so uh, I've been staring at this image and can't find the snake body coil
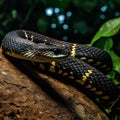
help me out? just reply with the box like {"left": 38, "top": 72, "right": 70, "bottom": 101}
{"left": 1, "top": 30, "right": 120, "bottom": 103}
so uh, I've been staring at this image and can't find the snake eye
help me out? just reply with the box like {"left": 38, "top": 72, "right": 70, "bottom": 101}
{"left": 53, "top": 49, "right": 63, "bottom": 55}
{"left": 53, "top": 48, "right": 68, "bottom": 57}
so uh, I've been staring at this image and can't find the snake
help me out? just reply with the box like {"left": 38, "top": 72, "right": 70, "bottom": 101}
{"left": 1, "top": 30, "right": 120, "bottom": 105}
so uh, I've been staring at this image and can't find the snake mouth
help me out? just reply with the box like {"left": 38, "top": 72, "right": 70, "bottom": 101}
{"left": 17, "top": 47, "right": 69, "bottom": 62}
{"left": 42, "top": 48, "right": 69, "bottom": 58}
{"left": 34, "top": 48, "right": 69, "bottom": 62}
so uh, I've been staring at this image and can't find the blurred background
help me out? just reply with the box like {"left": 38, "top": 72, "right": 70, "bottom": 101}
{"left": 0, "top": 0, "right": 120, "bottom": 43}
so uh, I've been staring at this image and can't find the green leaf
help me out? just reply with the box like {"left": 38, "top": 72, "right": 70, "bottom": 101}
{"left": 93, "top": 37, "right": 113, "bottom": 50}
{"left": 102, "top": 39, "right": 120, "bottom": 74}
{"left": 103, "top": 37, "right": 113, "bottom": 51}
{"left": 93, "top": 37, "right": 120, "bottom": 74}
{"left": 91, "top": 17, "right": 120, "bottom": 45}
{"left": 11, "top": 9, "right": 17, "bottom": 19}
{"left": 105, "top": 109, "right": 112, "bottom": 114}
{"left": 110, "top": 51, "right": 120, "bottom": 73}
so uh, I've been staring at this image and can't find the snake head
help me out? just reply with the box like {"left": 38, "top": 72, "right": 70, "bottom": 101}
{"left": 35, "top": 46, "right": 69, "bottom": 62}
{"left": 23, "top": 45, "right": 69, "bottom": 62}
{"left": 43, "top": 48, "right": 68, "bottom": 57}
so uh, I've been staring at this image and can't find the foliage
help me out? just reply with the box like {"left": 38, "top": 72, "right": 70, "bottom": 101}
{"left": 91, "top": 17, "right": 120, "bottom": 45}
{"left": 90, "top": 17, "right": 120, "bottom": 120}
{"left": 90, "top": 17, "right": 120, "bottom": 75}
{"left": 0, "top": 0, "right": 120, "bottom": 43}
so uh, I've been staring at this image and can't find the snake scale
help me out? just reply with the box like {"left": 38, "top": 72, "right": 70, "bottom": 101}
{"left": 1, "top": 30, "right": 120, "bottom": 105}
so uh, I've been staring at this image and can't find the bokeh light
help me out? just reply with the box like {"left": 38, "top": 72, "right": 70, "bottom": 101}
{"left": 45, "top": 7, "right": 53, "bottom": 16}
{"left": 57, "top": 14, "right": 65, "bottom": 24}
{"left": 63, "top": 24, "right": 69, "bottom": 30}
{"left": 51, "top": 23, "right": 57, "bottom": 29}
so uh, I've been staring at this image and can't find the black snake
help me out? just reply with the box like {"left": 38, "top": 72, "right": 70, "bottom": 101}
{"left": 1, "top": 30, "right": 120, "bottom": 107}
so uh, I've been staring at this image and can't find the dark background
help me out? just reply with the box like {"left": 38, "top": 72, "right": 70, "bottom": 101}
{"left": 0, "top": 0, "right": 120, "bottom": 44}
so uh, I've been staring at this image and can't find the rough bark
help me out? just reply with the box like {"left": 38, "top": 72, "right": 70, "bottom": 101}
{"left": 0, "top": 49, "right": 110, "bottom": 120}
